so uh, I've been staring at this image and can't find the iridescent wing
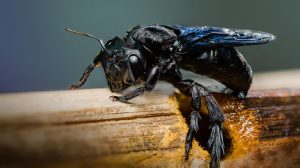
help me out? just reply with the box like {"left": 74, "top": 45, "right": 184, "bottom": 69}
{"left": 163, "top": 25, "right": 275, "bottom": 48}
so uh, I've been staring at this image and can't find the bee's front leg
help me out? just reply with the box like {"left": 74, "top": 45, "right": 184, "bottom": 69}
{"left": 110, "top": 65, "right": 160, "bottom": 102}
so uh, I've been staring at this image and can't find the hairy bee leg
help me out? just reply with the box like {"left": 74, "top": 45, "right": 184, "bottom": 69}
{"left": 174, "top": 80, "right": 203, "bottom": 159}
{"left": 68, "top": 64, "right": 95, "bottom": 90}
{"left": 205, "top": 94, "right": 225, "bottom": 168}
{"left": 110, "top": 65, "right": 160, "bottom": 102}
{"left": 175, "top": 80, "right": 225, "bottom": 168}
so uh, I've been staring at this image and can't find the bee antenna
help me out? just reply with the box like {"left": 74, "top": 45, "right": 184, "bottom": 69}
{"left": 65, "top": 28, "right": 107, "bottom": 52}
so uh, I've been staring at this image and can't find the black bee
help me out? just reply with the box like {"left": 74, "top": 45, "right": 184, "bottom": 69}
{"left": 66, "top": 25, "right": 275, "bottom": 168}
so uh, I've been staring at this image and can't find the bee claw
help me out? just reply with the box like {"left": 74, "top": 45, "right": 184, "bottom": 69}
{"left": 109, "top": 96, "right": 119, "bottom": 101}
{"left": 68, "top": 85, "right": 76, "bottom": 90}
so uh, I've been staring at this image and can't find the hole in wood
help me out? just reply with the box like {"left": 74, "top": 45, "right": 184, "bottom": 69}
{"left": 173, "top": 92, "right": 233, "bottom": 159}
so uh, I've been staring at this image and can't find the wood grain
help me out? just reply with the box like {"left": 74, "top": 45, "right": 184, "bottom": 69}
{"left": 0, "top": 70, "right": 300, "bottom": 168}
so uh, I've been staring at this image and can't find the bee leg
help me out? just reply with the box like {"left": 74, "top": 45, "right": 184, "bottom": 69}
{"left": 174, "top": 80, "right": 225, "bottom": 168}
{"left": 68, "top": 64, "right": 95, "bottom": 90}
{"left": 206, "top": 94, "right": 225, "bottom": 168}
{"left": 110, "top": 65, "right": 160, "bottom": 102}
{"left": 174, "top": 80, "right": 202, "bottom": 159}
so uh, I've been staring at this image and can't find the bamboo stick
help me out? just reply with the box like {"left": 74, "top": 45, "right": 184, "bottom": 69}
{"left": 0, "top": 71, "right": 300, "bottom": 168}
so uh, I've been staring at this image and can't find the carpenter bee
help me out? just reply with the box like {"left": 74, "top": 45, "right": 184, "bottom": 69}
{"left": 66, "top": 25, "right": 275, "bottom": 168}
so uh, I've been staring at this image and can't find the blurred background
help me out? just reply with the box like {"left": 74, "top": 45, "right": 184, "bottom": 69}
{"left": 0, "top": 0, "right": 299, "bottom": 92}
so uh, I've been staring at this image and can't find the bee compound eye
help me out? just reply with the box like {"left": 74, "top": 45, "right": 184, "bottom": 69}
{"left": 127, "top": 55, "right": 144, "bottom": 83}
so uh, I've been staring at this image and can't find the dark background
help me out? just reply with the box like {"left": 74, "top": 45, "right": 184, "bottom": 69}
{"left": 0, "top": 0, "right": 299, "bottom": 92}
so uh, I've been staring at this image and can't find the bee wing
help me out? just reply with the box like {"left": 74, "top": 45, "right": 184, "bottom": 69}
{"left": 163, "top": 25, "right": 275, "bottom": 48}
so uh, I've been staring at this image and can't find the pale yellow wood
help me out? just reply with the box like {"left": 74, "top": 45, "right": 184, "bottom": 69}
{"left": 252, "top": 69, "right": 300, "bottom": 89}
